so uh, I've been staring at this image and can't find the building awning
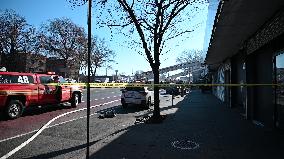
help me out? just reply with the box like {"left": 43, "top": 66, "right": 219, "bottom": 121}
{"left": 205, "top": 0, "right": 284, "bottom": 68}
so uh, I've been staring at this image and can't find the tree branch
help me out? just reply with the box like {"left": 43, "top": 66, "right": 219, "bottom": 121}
{"left": 117, "top": 0, "right": 154, "bottom": 68}
{"left": 164, "top": 29, "right": 193, "bottom": 41}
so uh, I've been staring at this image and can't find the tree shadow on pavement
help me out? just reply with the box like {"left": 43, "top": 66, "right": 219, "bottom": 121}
{"left": 88, "top": 90, "right": 284, "bottom": 159}
{"left": 23, "top": 126, "right": 131, "bottom": 159}
{"left": 88, "top": 93, "right": 195, "bottom": 159}
{"left": 0, "top": 104, "right": 73, "bottom": 121}
{"left": 23, "top": 104, "right": 73, "bottom": 116}
{"left": 96, "top": 104, "right": 146, "bottom": 115}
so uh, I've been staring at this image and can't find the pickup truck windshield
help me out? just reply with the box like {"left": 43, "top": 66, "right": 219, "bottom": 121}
{"left": 39, "top": 75, "right": 67, "bottom": 83}
{"left": 59, "top": 76, "right": 67, "bottom": 83}
{"left": 39, "top": 76, "right": 53, "bottom": 84}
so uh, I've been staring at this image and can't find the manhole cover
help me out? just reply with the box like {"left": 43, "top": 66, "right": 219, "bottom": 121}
{"left": 171, "top": 139, "right": 199, "bottom": 150}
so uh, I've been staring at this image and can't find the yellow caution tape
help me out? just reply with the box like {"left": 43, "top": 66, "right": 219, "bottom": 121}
{"left": 45, "top": 83, "right": 284, "bottom": 87}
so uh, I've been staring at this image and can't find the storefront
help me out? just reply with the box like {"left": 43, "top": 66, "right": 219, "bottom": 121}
{"left": 211, "top": 60, "right": 231, "bottom": 105}
{"left": 205, "top": 0, "right": 284, "bottom": 129}
{"left": 274, "top": 51, "right": 284, "bottom": 128}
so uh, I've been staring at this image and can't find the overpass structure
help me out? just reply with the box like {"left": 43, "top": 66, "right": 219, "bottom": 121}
{"left": 141, "top": 61, "right": 207, "bottom": 81}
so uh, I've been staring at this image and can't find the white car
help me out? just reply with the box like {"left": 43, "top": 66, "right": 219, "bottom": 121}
{"left": 121, "top": 87, "right": 154, "bottom": 109}
{"left": 65, "top": 78, "right": 77, "bottom": 83}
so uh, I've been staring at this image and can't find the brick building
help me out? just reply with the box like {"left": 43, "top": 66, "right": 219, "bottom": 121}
{"left": 46, "top": 57, "right": 80, "bottom": 80}
{"left": 0, "top": 53, "right": 46, "bottom": 73}
{"left": 0, "top": 53, "right": 80, "bottom": 81}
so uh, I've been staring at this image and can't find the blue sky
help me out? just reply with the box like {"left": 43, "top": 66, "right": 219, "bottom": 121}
{"left": 1, "top": 0, "right": 209, "bottom": 76}
{"left": 276, "top": 53, "right": 284, "bottom": 68}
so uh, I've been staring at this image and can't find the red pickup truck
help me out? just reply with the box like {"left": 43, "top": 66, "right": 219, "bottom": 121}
{"left": 0, "top": 72, "right": 83, "bottom": 119}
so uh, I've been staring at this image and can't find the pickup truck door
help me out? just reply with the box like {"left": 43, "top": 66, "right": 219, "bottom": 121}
{"left": 58, "top": 77, "right": 72, "bottom": 102}
{"left": 60, "top": 85, "right": 72, "bottom": 101}
{"left": 37, "top": 75, "right": 57, "bottom": 104}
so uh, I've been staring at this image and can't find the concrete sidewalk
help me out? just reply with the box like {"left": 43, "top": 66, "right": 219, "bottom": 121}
{"left": 89, "top": 90, "right": 284, "bottom": 159}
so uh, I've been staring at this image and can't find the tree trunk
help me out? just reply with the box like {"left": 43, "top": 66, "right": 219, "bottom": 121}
{"left": 152, "top": 67, "right": 160, "bottom": 118}
{"left": 10, "top": 41, "right": 15, "bottom": 54}
{"left": 92, "top": 67, "right": 97, "bottom": 82}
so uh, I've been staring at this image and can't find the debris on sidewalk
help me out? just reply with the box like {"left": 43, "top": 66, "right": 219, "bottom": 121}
{"left": 98, "top": 110, "right": 116, "bottom": 119}
{"left": 146, "top": 115, "right": 167, "bottom": 124}
{"left": 171, "top": 139, "right": 199, "bottom": 150}
{"left": 135, "top": 115, "right": 150, "bottom": 124}
{"left": 135, "top": 114, "right": 167, "bottom": 124}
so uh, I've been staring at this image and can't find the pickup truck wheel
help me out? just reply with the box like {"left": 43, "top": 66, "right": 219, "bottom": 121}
{"left": 71, "top": 93, "right": 79, "bottom": 108}
{"left": 6, "top": 100, "right": 23, "bottom": 119}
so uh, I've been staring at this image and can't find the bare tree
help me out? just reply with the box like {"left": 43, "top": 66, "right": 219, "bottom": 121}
{"left": 40, "top": 17, "right": 87, "bottom": 77}
{"left": 0, "top": 9, "right": 40, "bottom": 71}
{"left": 81, "top": 36, "right": 116, "bottom": 80}
{"left": 176, "top": 49, "right": 204, "bottom": 64}
{"left": 0, "top": 9, "right": 38, "bottom": 55}
{"left": 98, "top": 0, "right": 207, "bottom": 120}
{"left": 69, "top": 0, "right": 207, "bottom": 120}
{"left": 176, "top": 49, "right": 204, "bottom": 80}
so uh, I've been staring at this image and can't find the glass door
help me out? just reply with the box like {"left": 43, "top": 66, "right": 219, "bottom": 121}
{"left": 275, "top": 53, "right": 284, "bottom": 129}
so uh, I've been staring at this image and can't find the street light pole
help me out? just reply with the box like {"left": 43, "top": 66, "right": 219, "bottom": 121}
{"left": 115, "top": 70, "right": 118, "bottom": 81}
{"left": 86, "top": 0, "right": 92, "bottom": 158}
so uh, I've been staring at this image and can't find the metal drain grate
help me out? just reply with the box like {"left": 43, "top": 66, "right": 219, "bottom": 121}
{"left": 171, "top": 139, "right": 199, "bottom": 150}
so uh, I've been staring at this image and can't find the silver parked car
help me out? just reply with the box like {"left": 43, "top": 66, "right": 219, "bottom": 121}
{"left": 120, "top": 87, "right": 154, "bottom": 109}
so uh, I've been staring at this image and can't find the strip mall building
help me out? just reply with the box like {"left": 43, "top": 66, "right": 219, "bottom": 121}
{"left": 205, "top": 0, "right": 284, "bottom": 129}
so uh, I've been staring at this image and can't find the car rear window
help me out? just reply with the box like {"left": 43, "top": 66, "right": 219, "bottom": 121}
{"left": 0, "top": 74, "right": 34, "bottom": 84}
{"left": 125, "top": 87, "right": 145, "bottom": 91}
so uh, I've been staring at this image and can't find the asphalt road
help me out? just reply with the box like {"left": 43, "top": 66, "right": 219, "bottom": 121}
{"left": 0, "top": 88, "right": 173, "bottom": 158}
{"left": 0, "top": 88, "right": 122, "bottom": 141}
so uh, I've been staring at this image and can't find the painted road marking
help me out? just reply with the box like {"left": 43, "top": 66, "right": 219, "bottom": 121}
{"left": 0, "top": 98, "right": 121, "bottom": 144}
{"left": 0, "top": 113, "right": 99, "bottom": 143}
{"left": 0, "top": 99, "right": 120, "bottom": 159}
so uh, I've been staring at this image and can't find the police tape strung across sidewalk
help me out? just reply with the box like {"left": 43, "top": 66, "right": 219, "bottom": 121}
{"left": 47, "top": 83, "right": 284, "bottom": 87}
